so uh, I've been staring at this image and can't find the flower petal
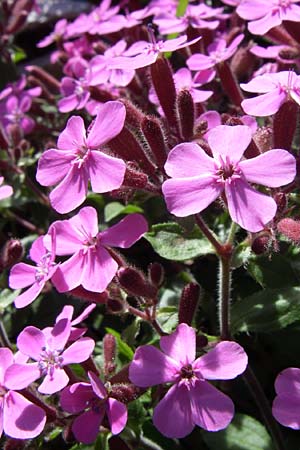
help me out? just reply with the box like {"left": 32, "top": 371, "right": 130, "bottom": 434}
{"left": 88, "top": 371, "right": 107, "bottom": 399}
{"left": 162, "top": 176, "right": 223, "bottom": 217}
{"left": 62, "top": 337, "right": 95, "bottom": 365}
{"left": 38, "top": 368, "right": 69, "bottom": 394}
{"left": 239, "top": 149, "right": 296, "bottom": 187}
{"left": 241, "top": 89, "right": 286, "bottom": 116}
{"left": 107, "top": 398, "right": 127, "bottom": 434}
{"left": 153, "top": 383, "right": 194, "bottom": 438}
{"left": 272, "top": 393, "right": 300, "bottom": 429}
{"left": 194, "top": 341, "right": 248, "bottom": 380}
{"left": 60, "top": 382, "right": 94, "bottom": 413}
{"left": 9, "top": 263, "right": 36, "bottom": 289}
{"left": 225, "top": 178, "right": 277, "bottom": 232}
{"left": 14, "top": 283, "right": 44, "bottom": 309}
{"left": 3, "top": 391, "right": 46, "bottom": 439}
{"left": 274, "top": 368, "right": 300, "bottom": 395}
{"left": 4, "top": 363, "right": 40, "bottom": 390}
{"left": 87, "top": 101, "right": 126, "bottom": 148}
{"left": 164, "top": 143, "right": 216, "bottom": 178}
{"left": 207, "top": 125, "right": 252, "bottom": 162}
{"left": 129, "top": 345, "right": 179, "bottom": 387}
{"left": 89, "top": 150, "right": 126, "bottom": 193}
{"left": 51, "top": 253, "right": 85, "bottom": 292}
{"left": 17, "top": 327, "right": 45, "bottom": 360}
{"left": 57, "top": 116, "right": 86, "bottom": 150}
{"left": 82, "top": 247, "right": 118, "bottom": 292}
{"left": 0, "top": 348, "right": 14, "bottom": 384}
{"left": 36, "top": 149, "right": 74, "bottom": 187}
{"left": 189, "top": 380, "right": 234, "bottom": 431}
{"left": 72, "top": 409, "right": 104, "bottom": 444}
{"left": 160, "top": 323, "right": 196, "bottom": 366}
{"left": 100, "top": 213, "right": 148, "bottom": 248}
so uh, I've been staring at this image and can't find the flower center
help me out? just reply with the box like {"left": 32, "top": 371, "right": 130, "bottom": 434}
{"left": 35, "top": 252, "right": 54, "bottom": 283}
{"left": 0, "top": 385, "right": 7, "bottom": 397}
{"left": 215, "top": 155, "right": 242, "bottom": 183}
{"left": 74, "top": 145, "right": 90, "bottom": 168}
{"left": 38, "top": 347, "right": 64, "bottom": 377}
{"left": 180, "top": 363, "right": 195, "bottom": 379}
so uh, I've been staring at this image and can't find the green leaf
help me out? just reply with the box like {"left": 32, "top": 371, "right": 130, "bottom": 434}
{"left": 247, "top": 254, "right": 298, "bottom": 288}
{"left": 176, "top": 0, "right": 189, "bottom": 17}
{"left": 105, "top": 327, "right": 134, "bottom": 361}
{"left": 231, "top": 287, "right": 300, "bottom": 333}
{"left": 104, "top": 201, "right": 143, "bottom": 222}
{"left": 156, "top": 306, "right": 178, "bottom": 333}
{"left": 231, "top": 242, "right": 252, "bottom": 269}
{"left": 144, "top": 222, "right": 215, "bottom": 261}
{"left": 0, "top": 288, "right": 20, "bottom": 313}
{"left": 202, "top": 414, "right": 273, "bottom": 450}
{"left": 11, "top": 46, "right": 26, "bottom": 63}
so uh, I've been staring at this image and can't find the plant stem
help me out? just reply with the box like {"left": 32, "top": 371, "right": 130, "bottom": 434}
{"left": 218, "top": 255, "right": 232, "bottom": 340}
{"left": 0, "top": 319, "right": 12, "bottom": 348}
{"left": 243, "top": 365, "right": 286, "bottom": 450}
{"left": 195, "top": 214, "right": 224, "bottom": 254}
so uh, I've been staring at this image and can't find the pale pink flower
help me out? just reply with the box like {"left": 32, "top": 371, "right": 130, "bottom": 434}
{"left": 130, "top": 323, "right": 248, "bottom": 438}
{"left": 0, "top": 347, "right": 46, "bottom": 439}
{"left": 5, "top": 312, "right": 95, "bottom": 395}
{"left": 0, "top": 177, "right": 13, "bottom": 201}
{"left": 60, "top": 371, "right": 127, "bottom": 443}
{"left": 37, "top": 18, "right": 68, "bottom": 48}
{"left": 237, "top": 0, "right": 300, "bottom": 35}
{"left": 162, "top": 125, "right": 296, "bottom": 232}
{"left": 9, "top": 232, "right": 58, "bottom": 309}
{"left": 36, "top": 101, "right": 126, "bottom": 214}
{"left": 272, "top": 368, "right": 300, "bottom": 429}
{"left": 187, "top": 34, "right": 244, "bottom": 71}
{"left": 47, "top": 207, "right": 148, "bottom": 293}
{"left": 241, "top": 71, "right": 300, "bottom": 116}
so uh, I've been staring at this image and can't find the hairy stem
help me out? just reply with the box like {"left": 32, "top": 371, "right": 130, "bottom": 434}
{"left": 218, "top": 255, "right": 232, "bottom": 340}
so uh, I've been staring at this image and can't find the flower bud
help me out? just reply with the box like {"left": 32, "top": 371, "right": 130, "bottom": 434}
{"left": 26, "top": 65, "right": 60, "bottom": 92}
{"left": 141, "top": 116, "right": 167, "bottom": 169}
{"left": 277, "top": 218, "right": 300, "bottom": 243}
{"left": 253, "top": 126, "right": 273, "bottom": 153}
{"left": 176, "top": 89, "right": 195, "bottom": 141}
{"left": 0, "top": 239, "right": 23, "bottom": 271}
{"left": 117, "top": 267, "right": 157, "bottom": 298}
{"left": 104, "top": 333, "right": 116, "bottom": 377}
{"left": 122, "top": 166, "right": 148, "bottom": 189}
{"left": 67, "top": 286, "right": 108, "bottom": 303}
{"left": 148, "top": 262, "right": 164, "bottom": 288}
{"left": 178, "top": 283, "right": 201, "bottom": 325}
{"left": 251, "top": 234, "right": 271, "bottom": 255}
{"left": 110, "top": 382, "right": 142, "bottom": 403}
{"left": 273, "top": 100, "right": 298, "bottom": 150}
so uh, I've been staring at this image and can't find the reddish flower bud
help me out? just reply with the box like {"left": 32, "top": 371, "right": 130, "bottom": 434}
{"left": 67, "top": 286, "right": 108, "bottom": 304}
{"left": 104, "top": 333, "right": 116, "bottom": 377}
{"left": 253, "top": 126, "right": 273, "bottom": 153}
{"left": 216, "top": 60, "right": 244, "bottom": 107}
{"left": 150, "top": 55, "right": 178, "bottom": 129}
{"left": 0, "top": 239, "right": 23, "bottom": 271}
{"left": 122, "top": 166, "right": 148, "bottom": 189}
{"left": 178, "top": 283, "right": 201, "bottom": 325}
{"left": 148, "top": 262, "right": 164, "bottom": 288}
{"left": 251, "top": 234, "right": 271, "bottom": 255}
{"left": 26, "top": 65, "right": 60, "bottom": 92}
{"left": 176, "top": 89, "right": 195, "bottom": 141}
{"left": 110, "top": 382, "right": 143, "bottom": 403}
{"left": 121, "top": 98, "right": 145, "bottom": 128}
{"left": 118, "top": 267, "right": 157, "bottom": 298}
{"left": 273, "top": 100, "right": 298, "bottom": 150}
{"left": 277, "top": 218, "right": 300, "bottom": 243}
{"left": 141, "top": 116, "right": 168, "bottom": 169}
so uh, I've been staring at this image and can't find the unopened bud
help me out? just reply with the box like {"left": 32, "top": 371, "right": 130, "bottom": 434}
{"left": 251, "top": 234, "right": 271, "bottom": 254}
{"left": 273, "top": 100, "right": 298, "bottom": 150}
{"left": 110, "top": 382, "right": 142, "bottom": 403}
{"left": 253, "top": 126, "right": 273, "bottom": 153}
{"left": 123, "top": 166, "right": 148, "bottom": 189}
{"left": 0, "top": 239, "right": 23, "bottom": 271}
{"left": 176, "top": 89, "right": 195, "bottom": 141}
{"left": 178, "top": 283, "right": 201, "bottom": 325}
{"left": 141, "top": 116, "right": 167, "bottom": 169}
{"left": 121, "top": 99, "right": 145, "bottom": 128}
{"left": 148, "top": 262, "right": 164, "bottom": 288}
{"left": 118, "top": 267, "right": 157, "bottom": 298}
{"left": 68, "top": 286, "right": 108, "bottom": 303}
{"left": 277, "top": 218, "right": 300, "bottom": 243}
{"left": 104, "top": 334, "right": 116, "bottom": 377}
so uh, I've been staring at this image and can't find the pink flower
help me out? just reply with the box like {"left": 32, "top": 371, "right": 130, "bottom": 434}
{"left": 60, "top": 371, "right": 127, "bottom": 443}
{"left": 236, "top": 0, "right": 300, "bottom": 35}
{"left": 272, "top": 368, "right": 300, "bottom": 429}
{"left": 110, "top": 33, "right": 201, "bottom": 70}
{"left": 129, "top": 323, "right": 248, "bottom": 438}
{"left": 0, "top": 348, "right": 46, "bottom": 439}
{"left": 241, "top": 71, "right": 300, "bottom": 116}
{"left": 187, "top": 34, "right": 244, "bottom": 71}
{"left": 36, "top": 101, "right": 126, "bottom": 213}
{"left": 37, "top": 18, "right": 68, "bottom": 48}
{"left": 0, "top": 177, "right": 13, "bottom": 201}
{"left": 5, "top": 311, "right": 95, "bottom": 395}
{"left": 9, "top": 232, "right": 58, "bottom": 308}
{"left": 48, "top": 207, "right": 148, "bottom": 293}
{"left": 162, "top": 125, "right": 296, "bottom": 232}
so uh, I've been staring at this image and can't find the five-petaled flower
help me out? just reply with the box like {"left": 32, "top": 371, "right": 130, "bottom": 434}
{"left": 272, "top": 367, "right": 300, "bottom": 429}
{"left": 129, "top": 323, "right": 248, "bottom": 438}
{"left": 162, "top": 125, "right": 296, "bottom": 232}
{"left": 60, "top": 371, "right": 127, "bottom": 443}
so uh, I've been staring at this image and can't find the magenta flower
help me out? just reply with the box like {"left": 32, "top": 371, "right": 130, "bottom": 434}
{"left": 37, "top": 18, "right": 68, "bottom": 48}
{"left": 5, "top": 313, "right": 95, "bottom": 395}
{"left": 47, "top": 207, "right": 148, "bottom": 293}
{"left": 0, "top": 348, "right": 46, "bottom": 439}
{"left": 0, "top": 95, "right": 35, "bottom": 135}
{"left": 110, "top": 34, "right": 201, "bottom": 70}
{"left": 187, "top": 34, "right": 244, "bottom": 71}
{"left": 237, "top": 0, "right": 300, "bottom": 35}
{"left": 36, "top": 101, "right": 126, "bottom": 213}
{"left": 162, "top": 125, "right": 296, "bottom": 232}
{"left": 129, "top": 323, "right": 248, "bottom": 438}
{"left": 174, "top": 68, "right": 214, "bottom": 103}
{"left": 241, "top": 71, "right": 300, "bottom": 116}
{"left": 9, "top": 232, "right": 58, "bottom": 309}
{"left": 0, "top": 177, "right": 13, "bottom": 201}
{"left": 60, "top": 371, "right": 127, "bottom": 443}
{"left": 272, "top": 368, "right": 300, "bottom": 429}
